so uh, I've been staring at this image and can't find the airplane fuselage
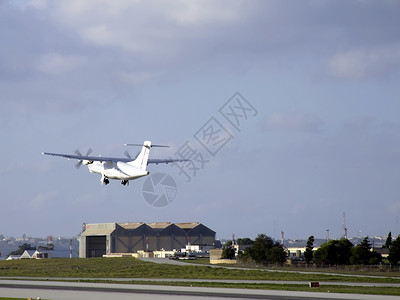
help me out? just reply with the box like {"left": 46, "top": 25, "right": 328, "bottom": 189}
{"left": 87, "top": 161, "right": 149, "bottom": 180}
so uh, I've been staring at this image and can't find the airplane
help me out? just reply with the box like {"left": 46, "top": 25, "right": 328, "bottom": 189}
{"left": 42, "top": 141, "right": 186, "bottom": 186}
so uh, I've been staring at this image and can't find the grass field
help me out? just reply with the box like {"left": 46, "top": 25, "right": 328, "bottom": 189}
{"left": 1, "top": 257, "right": 400, "bottom": 296}
{"left": 1, "top": 257, "right": 400, "bottom": 282}
{"left": 187, "top": 258, "right": 400, "bottom": 275}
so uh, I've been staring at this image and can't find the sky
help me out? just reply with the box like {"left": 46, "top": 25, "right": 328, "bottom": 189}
{"left": 1, "top": 0, "right": 400, "bottom": 241}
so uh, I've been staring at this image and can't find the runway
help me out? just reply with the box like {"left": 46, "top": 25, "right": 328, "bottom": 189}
{"left": 1, "top": 279, "right": 399, "bottom": 300}
{"left": 2, "top": 276, "right": 400, "bottom": 287}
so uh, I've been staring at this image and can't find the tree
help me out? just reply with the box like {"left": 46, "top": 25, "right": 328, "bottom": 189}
{"left": 267, "top": 244, "right": 287, "bottom": 264}
{"left": 351, "top": 237, "right": 371, "bottom": 265}
{"left": 304, "top": 235, "right": 314, "bottom": 264}
{"left": 368, "top": 251, "right": 383, "bottom": 265}
{"left": 388, "top": 236, "right": 400, "bottom": 265}
{"left": 237, "top": 238, "right": 254, "bottom": 245}
{"left": 314, "top": 239, "right": 353, "bottom": 265}
{"left": 221, "top": 240, "right": 235, "bottom": 259}
{"left": 351, "top": 236, "right": 381, "bottom": 265}
{"left": 243, "top": 234, "right": 286, "bottom": 265}
{"left": 38, "top": 243, "right": 54, "bottom": 251}
{"left": 384, "top": 232, "right": 392, "bottom": 249}
{"left": 8, "top": 243, "right": 36, "bottom": 256}
{"left": 246, "top": 234, "right": 274, "bottom": 264}
{"left": 336, "top": 239, "right": 353, "bottom": 265}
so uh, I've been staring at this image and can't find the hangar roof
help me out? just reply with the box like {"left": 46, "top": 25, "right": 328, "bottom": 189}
{"left": 147, "top": 222, "right": 172, "bottom": 229}
{"left": 175, "top": 222, "right": 201, "bottom": 230}
{"left": 81, "top": 222, "right": 214, "bottom": 236}
{"left": 118, "top": 222, "right": 144, "bottom": 230}
{"left": 81, "top": 223, "right": 116, "bottom": 236}
{"left": 81, "top": 227, "right": 115, "bottom": 236}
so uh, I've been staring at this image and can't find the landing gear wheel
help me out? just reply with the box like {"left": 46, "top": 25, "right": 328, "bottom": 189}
{"left": 104, "top": 178, "right": 109, "bottom": 185}
{"left": 121, "top": 180, "right": 129, "bottom": 186}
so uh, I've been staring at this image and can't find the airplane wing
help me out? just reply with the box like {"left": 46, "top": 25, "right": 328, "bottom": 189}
{"left": 42, "top": 152, "right": 188, "bottom": 164}
{"left": 148, "top": 158, "right": 188, "bottom": 164}
{"left": 42, "top": 152, "right": 131, "bottom": 162}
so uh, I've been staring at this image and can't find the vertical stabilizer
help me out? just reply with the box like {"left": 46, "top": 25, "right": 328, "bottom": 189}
{"left": 129, "top": 141, "right": 151, "bottom": 170}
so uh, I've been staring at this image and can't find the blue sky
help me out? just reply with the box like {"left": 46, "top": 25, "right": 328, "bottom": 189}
{"left": 1, "top": 0, "right": 399, "bottom": 241}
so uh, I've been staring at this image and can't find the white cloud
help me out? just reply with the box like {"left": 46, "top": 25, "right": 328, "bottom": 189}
{"left": 52, "top": 0, "right": 141, "bottom": 19}
{"left": 388, "top": 200, "right": 400, "bottom": 216}
{"left": 117, "top": 70, "right": 161, "bottom": 84}
{"left": 31, "top": 191, "right": 59, "bottom": 210}
{"left": 327, "top": 45, "right": 400, "bottom": 79}
{"left": 81, "top": 25, "right": 112, "bottom": 47}
{"left": 166, "top": 0, "right": 244, "bottom": 25}
{"left": 260, "top": 112, "right": 323, "bottom": 133}
{"left": 44, "top": 0, "right": 245, "bottom": 59}
{"left": 24, "top": 0, "right": 47, "bottom": 10}
{"left": 80, "top": 25, "right": 152, "bottom": 54}
{"left": 35, "top": 52, "right": 85, "bottom": 75}
{"left": 72, "top": 191, "right": 107, "bottom": 207}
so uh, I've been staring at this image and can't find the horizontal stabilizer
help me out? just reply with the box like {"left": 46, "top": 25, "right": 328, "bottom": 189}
{"left": 125, "top": 143, "right": 170, "bottom": 148}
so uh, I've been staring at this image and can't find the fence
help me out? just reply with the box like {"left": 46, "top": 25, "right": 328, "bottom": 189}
{"left": 237, "top": 260, "right": 400, "bottom": 273}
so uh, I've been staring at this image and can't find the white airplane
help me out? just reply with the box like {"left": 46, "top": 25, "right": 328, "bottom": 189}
{"left": 42, "top": 141, "right": 186, "bottom": 186}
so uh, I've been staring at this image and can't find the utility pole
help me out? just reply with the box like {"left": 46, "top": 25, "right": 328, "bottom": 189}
{"left": 326, "top": 229, "right": 330, "bottom": 242}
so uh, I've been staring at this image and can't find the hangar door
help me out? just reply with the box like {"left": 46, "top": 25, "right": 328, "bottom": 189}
{"left": 86, "top": 236, "right": 106, "bottom": 257}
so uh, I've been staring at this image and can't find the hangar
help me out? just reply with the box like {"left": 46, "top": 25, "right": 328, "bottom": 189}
{"left": 79, "top": 222, "right": 216, "bottom": 258}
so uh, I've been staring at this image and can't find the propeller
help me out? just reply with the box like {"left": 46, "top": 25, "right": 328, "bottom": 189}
{"left": 74, "top": 148, "right": 93, "bottom": 169}
{"left": 124, "top": 150, "right": 141, "bottom": 160}
{"left": 123, "top": 150, "right": 131, "bottom": 159}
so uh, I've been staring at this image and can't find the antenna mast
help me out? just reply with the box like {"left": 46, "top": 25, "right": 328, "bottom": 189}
{"left": 342, "top": 211, "right": 348, "bottom": 239}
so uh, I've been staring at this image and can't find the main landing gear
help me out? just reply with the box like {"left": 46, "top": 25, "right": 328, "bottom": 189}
{"left": 121, "top": 180, "right": 129, "bottom": 186}
{"left": 101, "top": 174, "right": 110, "bottom": 185}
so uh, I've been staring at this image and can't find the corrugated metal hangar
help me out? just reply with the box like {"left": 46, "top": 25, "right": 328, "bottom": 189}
{"left": 79, "top": 222, "right": 216, "bottom": 258}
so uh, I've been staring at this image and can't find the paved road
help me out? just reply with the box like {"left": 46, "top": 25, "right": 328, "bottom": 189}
{"left": 1, "top": 279, "right": 399, "bottom": 300}
{"left": 1, "top": 276, "right": 400, "bottom": 287}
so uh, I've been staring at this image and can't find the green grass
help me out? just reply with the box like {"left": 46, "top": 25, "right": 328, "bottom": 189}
{"left": 187, "top": 258, "right": 400, "bottom": 277}
{"left": 1, "top": 258, "right": 400, "bottom": 296}
{"left": 1, "top": 257, "right": 399, "bottom": 283}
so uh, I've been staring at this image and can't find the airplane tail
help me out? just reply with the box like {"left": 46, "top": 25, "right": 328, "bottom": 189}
{"left": 128, "top": 141, "right": 151, "bottom": 170}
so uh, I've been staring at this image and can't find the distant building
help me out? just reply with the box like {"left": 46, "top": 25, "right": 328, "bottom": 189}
{"left": 287, "top": 247, "right": 307, "bottom": 259}
{"left": 79, "top": 222, "right": 217, "bottom": 258}
{"left": 209, "top": 248, "right": 237, "bottom": 264}
{"left": 20, "top": 250, "right": 50, "bottom": 259}
{"left": 6, "top": 255, "right": 21, "bottom": 260}
{"left": 375, "top": 248, "right": 389, "bottom": 258}
{"left": 21, "top": 250, "right": 37, "bottom": 259}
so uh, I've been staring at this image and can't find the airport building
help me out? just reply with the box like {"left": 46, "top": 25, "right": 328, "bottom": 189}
{"left": 79, "top": 222, "right": 216, "bottom": 258}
